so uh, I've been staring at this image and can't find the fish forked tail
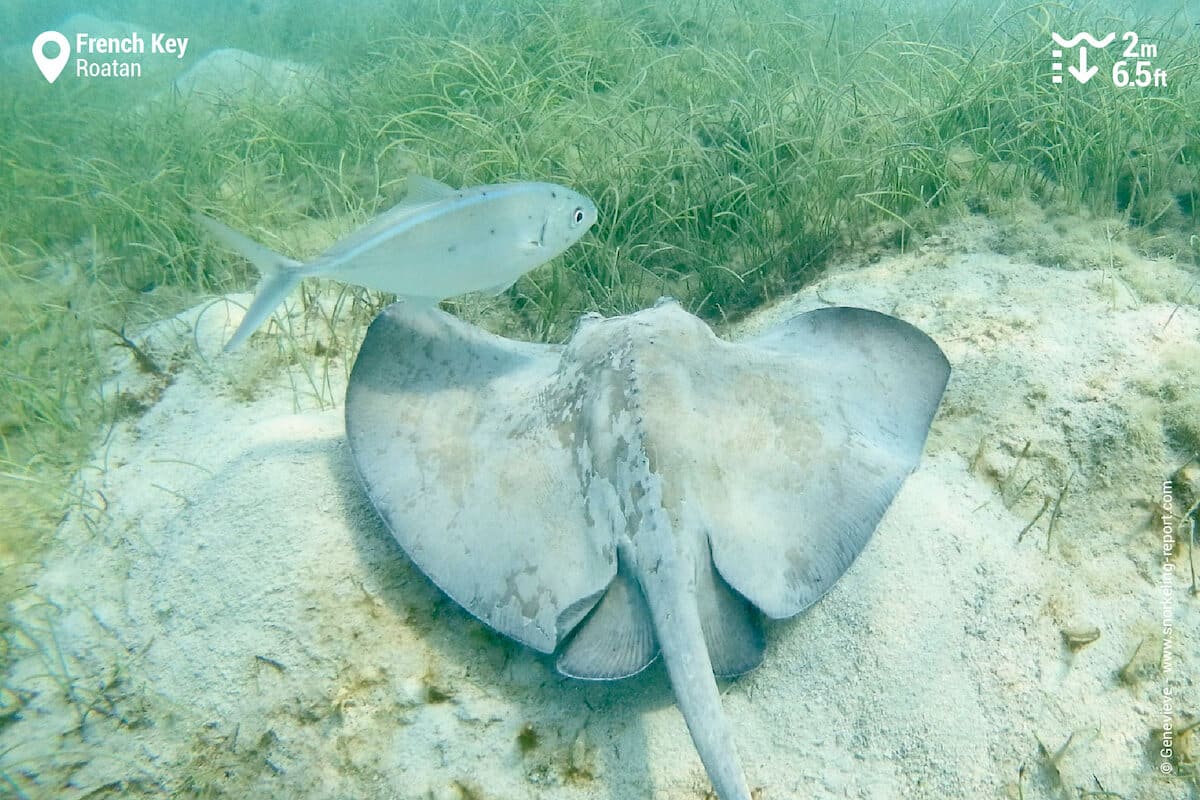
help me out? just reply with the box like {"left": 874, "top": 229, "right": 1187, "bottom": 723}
{"left": 192, "top": 213, "right": 305, "bottom": 351}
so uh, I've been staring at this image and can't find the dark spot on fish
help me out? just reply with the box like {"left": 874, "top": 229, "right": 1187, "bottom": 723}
{"left": 448, "top": 244, "right": 457, "bottom": 253}
{"left": 551, "top": 191, "right": 557, "bottom": 198}
{"left": 490, "top": 228, "right": 496, "bottom": 235}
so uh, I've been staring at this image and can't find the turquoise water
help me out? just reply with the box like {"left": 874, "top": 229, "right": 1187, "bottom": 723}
{"left": 1, "top": 1, "right": 1198, "bottom": 798}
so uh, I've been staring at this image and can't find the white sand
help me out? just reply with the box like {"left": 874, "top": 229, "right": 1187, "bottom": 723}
{"left": 4, "top": 217, "right": 1197, "bottom": 799}
{"left": 173, "top": 48, "right": 322, "bottom": 108}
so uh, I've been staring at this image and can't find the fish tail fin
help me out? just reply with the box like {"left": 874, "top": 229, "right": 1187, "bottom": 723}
{"left": 192, "top": 213, "right": 305, "bottom": 351}
{"left": 224, "top": 269, "right": 304, "bottom": 351}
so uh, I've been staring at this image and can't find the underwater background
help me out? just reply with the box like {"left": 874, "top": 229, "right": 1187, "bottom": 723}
{"left": 1, "top": 1, "right": 1199, "bottom": 798}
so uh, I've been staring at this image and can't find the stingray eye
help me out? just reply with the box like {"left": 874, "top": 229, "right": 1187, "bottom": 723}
{"left": 571, "top": 207, "right": 585, "bottom": 226}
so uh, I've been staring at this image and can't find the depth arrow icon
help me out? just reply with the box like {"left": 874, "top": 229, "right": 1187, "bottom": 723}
{"left": 1068, "top": 46, "right": 1099, "bottom": 83}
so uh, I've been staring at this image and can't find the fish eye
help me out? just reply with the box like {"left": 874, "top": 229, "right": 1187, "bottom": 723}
{"left": 572, "top": 207, "right": 585, "bottom": 225}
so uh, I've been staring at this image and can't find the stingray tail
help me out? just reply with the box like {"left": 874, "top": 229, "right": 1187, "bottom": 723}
{"left": 193, "top": 213, "right": 306, "bottom": 351}
{"left": 627, "top": 515, "right": 753, "bottom": 800}
{"left": 646, "top": 571, "right": 752, "bottom": 800}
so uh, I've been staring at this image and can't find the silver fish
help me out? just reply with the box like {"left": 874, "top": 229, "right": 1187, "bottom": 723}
{"left": 194, "top": 175, "right": 597, "bottom": 350}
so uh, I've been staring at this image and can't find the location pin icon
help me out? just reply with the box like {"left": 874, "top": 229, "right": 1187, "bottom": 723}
{"left": 32, "top": 31, "right": 70, "bottom": 83}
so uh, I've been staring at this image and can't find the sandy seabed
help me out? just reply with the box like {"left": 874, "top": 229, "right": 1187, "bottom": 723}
{"left": 3, "top": 216, "right": 1198, "bottom": 799}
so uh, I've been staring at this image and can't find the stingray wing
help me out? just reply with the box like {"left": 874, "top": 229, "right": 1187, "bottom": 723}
{"left": 638, "top": 305, "right": 950, "bottom": 620}
{"left": 345, "top": 305, "right": 615, "bottom": 653}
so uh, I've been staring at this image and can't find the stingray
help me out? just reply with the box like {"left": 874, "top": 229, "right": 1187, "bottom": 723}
{"left": 345, "top": 298, "right": 950, "bottom": 799}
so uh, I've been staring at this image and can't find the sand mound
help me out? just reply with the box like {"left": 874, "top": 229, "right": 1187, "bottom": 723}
{"left": 3, "top": 217, "right": 1197, "bottom": 799}
{"left": 173, "top": 48, "right": 322, "bottom": 109}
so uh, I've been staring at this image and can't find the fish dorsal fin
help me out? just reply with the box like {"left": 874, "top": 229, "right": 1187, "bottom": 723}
{"left": 484, "top": 280, "right": 516, "bottom": 296}
{"left": 318, "top": 178, "right": 460, "bottom": 264}
{"left": 405, "top": 174, "right": 458, "bottom": 204}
